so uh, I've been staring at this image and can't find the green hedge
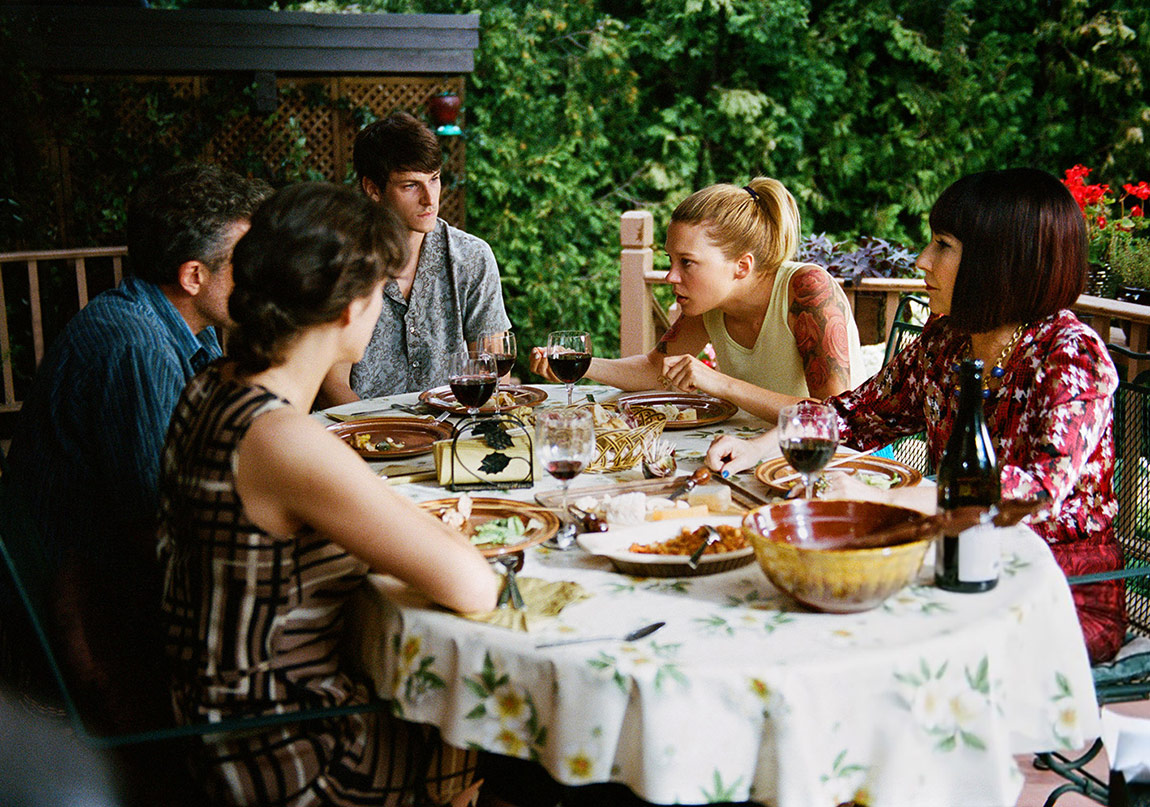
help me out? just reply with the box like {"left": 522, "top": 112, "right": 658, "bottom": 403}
{"left": 3, "top": 0, "right": 1148, "bottom": 375}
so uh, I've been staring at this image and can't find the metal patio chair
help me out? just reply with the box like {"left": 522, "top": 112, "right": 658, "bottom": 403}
{"left": 1035, "top": 343, "right": 1150, "bottom": 806}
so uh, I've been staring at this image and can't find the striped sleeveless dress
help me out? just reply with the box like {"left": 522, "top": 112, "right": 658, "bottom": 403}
{"left": 158, "top": 363, "right": 476, "bottom": 806}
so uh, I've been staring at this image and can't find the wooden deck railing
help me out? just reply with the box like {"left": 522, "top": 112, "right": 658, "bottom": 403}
{"left": 0, "top": 247, "right": 127, "bottom": 414}
{"left": 618, "top": 211, "right": 1150, "bottom": 377}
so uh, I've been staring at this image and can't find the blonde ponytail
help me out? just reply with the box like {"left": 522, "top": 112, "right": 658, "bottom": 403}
{"left": 671, "top": 176, "right": 802, "bottom": 273}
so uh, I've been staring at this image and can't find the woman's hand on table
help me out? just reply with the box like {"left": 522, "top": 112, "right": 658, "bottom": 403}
{"left": 660, "top": 353, "right": 723, "bottom": 395}
{"left": 706, "top": 430, "right": 777, "bottom": 476}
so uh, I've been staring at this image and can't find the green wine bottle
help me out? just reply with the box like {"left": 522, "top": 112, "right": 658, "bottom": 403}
{"left": 935, "top": 358, "right": 1001, "bottom": 592}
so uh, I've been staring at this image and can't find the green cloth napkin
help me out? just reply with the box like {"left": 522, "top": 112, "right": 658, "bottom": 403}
{"left": 463, "top": 577, "right": 591, "bottom": 631}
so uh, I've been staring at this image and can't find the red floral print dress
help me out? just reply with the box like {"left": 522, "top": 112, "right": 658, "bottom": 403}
{"left": 828, "top": 310, "right": 1124, "bottom": 662}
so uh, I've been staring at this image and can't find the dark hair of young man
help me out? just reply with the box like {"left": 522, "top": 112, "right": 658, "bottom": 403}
{"left": 125, "top": 163, "right": 270, "bottom": 286}
{"left": 352, "top": 111, "right": 442, "bottom": 188}
{"left": 228, "top": 182, "right": 408, "bottom": 374}
{"left": 929, "top": 167, "right": 1088, "bottom": 334}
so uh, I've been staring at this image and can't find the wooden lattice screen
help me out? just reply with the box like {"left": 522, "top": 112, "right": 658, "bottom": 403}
{"left": 51, "top": 74, "right": 467, "bottom": 234}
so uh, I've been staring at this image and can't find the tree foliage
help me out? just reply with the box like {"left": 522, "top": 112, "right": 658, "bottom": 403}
{"left": 3, "top": 0, "right": 1148, "bottom": 366}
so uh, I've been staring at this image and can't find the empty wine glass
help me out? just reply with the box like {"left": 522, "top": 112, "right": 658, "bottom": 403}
{"left": 535, "top": 408, "right": 597, "bottom": 549}
{"left": 546, "top": 330, "right": 592, "bottom": 407}
{"left": 777, "top": 402, "right": 840, "bottom": 499}
{"left": 447, "top": 350, "right": 498, "bottom": 416}
{"left": 478, "top": 331, "right": 517, "bottom": 407}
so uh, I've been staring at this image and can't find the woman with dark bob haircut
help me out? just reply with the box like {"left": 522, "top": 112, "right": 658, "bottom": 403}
{"left": 708, "top": 168, "right": 1123, "bottom": 663}
{"left": 157, "top": 182, "right": 498, "bottom": 806}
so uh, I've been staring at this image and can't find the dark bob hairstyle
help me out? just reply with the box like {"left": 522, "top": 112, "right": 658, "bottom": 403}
{"left": 929, "top": 167, "right": 1087, "bottom": 333}
{"left": 228, "top": 182, "right": 407, "bottom": 373}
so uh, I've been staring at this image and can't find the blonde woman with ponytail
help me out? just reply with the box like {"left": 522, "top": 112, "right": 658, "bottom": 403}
{"left": 530, "top": 177, "right": 865, "bottom": 421}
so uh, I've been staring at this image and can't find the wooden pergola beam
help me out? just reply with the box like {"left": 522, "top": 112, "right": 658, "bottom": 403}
{"left": 5, "top": 7, "right": 480, "bottom": 75}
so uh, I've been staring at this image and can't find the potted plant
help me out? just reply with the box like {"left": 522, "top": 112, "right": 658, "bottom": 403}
{"left": 1060, "top": 166, "right": 1150, "bottom": 299}
{"left": 796, "top": 234, "right": 920, "bottom": 343}
{"left": 1109, "top": 236, "right": 1150, "bottom": 306}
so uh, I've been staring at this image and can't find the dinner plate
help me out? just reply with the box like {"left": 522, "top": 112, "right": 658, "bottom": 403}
{"left": 419, "top": 497, "right": 560, "bottom": 558}
{"left": 328, "top": 417, "right": 453, "bottom": 459}
{"left": 615, "top": 391, "right": 738, "bottom": 430}
{"left": 419, "top": 384, "right": 549, "bottom": 416}
{"left": 577, "top": 515, "right": 754, "bottom": 577}
{"left": 755, "top": 452, "right": 923, "bottom": 494}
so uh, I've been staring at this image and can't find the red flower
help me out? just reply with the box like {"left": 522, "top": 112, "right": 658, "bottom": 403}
{"left": 1065, "top": 165, "right": 1092, "bottom": 184}
{"left": 1124, "top": 182, "right": 1150, "bottom": 201}
{"left": 1133, "top": 206, "right": 1144, "bottom": 218}
{"left": 1098, "top": 215, "right": 1108, "bottom": 229}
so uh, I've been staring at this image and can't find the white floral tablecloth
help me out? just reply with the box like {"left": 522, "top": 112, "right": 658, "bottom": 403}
{"left": 327, "top": 385, "right": 1100, "bottom": 807}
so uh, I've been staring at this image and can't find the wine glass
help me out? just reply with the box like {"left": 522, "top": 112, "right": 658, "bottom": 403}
{"left": 777, "top": 402, "right": 840, "bottom": 500}
{"left": 447, "top": 350, "right": 498, "bottom": 417}
{"left": 546, "top": 330, "right": 593, "bottom": 407}
{"left": 535, "top": 408, "right": 597, "bottom": 548}
{"left": 478, "top": 331, "right": 517, "bottom": 407}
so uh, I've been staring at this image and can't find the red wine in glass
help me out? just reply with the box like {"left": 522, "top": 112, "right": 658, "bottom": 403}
{"left": 548, "top": 352, "right": 591, "bottom": 384}
{"left": 779, "top": 437, "right": 837, "bottom": 474}
{"left": 546, "top": 330, "right": 593, "bottom": 406}
{"left": 545, "top": 459, "right": 586, "bottom": 481}
{"left": 479, "top": 332, "right": 517, "bottom": 408}
{"left": 494, "top": 355, "right": 516, "bottom": 378}
{"left": 450, "top": 376, "right": 497, "bottom": 410}
{"left": 536, "top": 408, "right": 597, "bottom": 548}
{"left": 447, "top": 351, "right": 498, "bottom": 416}
{"left": 777, "top": 402, "right": 839, "bottom": 499}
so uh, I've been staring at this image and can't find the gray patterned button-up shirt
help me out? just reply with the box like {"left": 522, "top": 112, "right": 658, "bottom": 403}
{"left": 350, "top": 218, "right": 511, "bottom": 398}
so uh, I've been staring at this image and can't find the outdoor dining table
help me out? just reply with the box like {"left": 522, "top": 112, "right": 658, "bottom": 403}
{"left": 321, "top": 383, "right": 1101, "bottom": 807}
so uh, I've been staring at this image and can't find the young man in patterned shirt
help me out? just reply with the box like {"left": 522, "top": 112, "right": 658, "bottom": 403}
{"left": 320, "top": 111, "right": 511, "bottom": 402}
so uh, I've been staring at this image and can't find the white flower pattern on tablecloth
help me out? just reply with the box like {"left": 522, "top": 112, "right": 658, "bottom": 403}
{"left": 588, "top": 641, "right": 685, "bottom": 694}
{"left": 894, "top": 656, "right": 994, "bottom": 752}
{"left": 1047, "top": 671, "right": 1084, "bottom": 750}
{"left": 390, "top": 634, "right": 447, "bottom": 717}
{"left": 462, "top": 651, "right": 548, "bottom": 761}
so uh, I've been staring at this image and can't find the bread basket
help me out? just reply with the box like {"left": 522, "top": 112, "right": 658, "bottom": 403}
{"left": 586, "top": 405, "right": 666, "bottom": 473}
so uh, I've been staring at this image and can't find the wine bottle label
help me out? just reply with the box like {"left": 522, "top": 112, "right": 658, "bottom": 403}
{"left": 955, "top": 523, "right": 1000, "bottom": 583}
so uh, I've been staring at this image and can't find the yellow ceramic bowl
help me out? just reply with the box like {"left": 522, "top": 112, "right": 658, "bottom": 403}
{"left": 742, "top": 499, "right": 930, "bottom": 613}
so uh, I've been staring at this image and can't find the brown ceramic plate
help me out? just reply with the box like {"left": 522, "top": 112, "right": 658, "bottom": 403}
{"left": 615, "top": 391, "right": 738, "bottom": 430}
{"left": 419, "top": 384, "right": 549, "bottom": 416}
{"left": 328, "top": 417, "right": 453, "bottom": 459}
{"left": 419, "top": 497, "right": 560, "bottom": 558}
{"left": 577, "top": 516, "right": 754, "bottom": 577}
{"left": 755, "top": 452, "right": 922, "bottom": 494}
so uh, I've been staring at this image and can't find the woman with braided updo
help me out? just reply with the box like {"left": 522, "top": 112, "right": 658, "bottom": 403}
{"left": 529, "top": 177, "right": 866, "bottom": 421}
{"left": 157, "top": 182, "right": 498, "bottom": 807}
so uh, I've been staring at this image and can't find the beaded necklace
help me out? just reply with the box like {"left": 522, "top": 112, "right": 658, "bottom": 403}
{"left": 950, "top": 323, "right": 1027, "bottom": 398}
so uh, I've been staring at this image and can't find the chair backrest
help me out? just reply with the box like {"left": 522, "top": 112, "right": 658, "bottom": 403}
{"left": 883, "top": 294, "right": 929, "bottom": 367}
{"left": 881, "top": 295, "right": 933, "bottom": 475}
{"left": 1107, "top": 344, "right": 1150, "bottom": 638}
{"left": 0, "top": 248, "right": 126, "bottom": 416}
{"left": 0, "top": 473, "right": 384, "bottom": 750}
{"left": 0, "top": 475, "right": 89, "bottom": 727}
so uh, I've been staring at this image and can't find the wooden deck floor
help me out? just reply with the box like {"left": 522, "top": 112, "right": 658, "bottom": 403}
{"left": 1017, "top": 699, "right": 1150, "bottom": 807}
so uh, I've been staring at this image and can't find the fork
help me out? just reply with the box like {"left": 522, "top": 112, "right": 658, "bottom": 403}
{"left": 686, "top": 524, "right": 722, "bottom": 569}
{"left": 495, "top": 554, "right": 525, "bottom": 610}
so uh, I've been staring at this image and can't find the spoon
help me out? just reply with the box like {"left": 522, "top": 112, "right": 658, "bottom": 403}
{"left": 827, "top": 495, "right": 1050, "bottom": 551}
{"left": 535, "top": 621, "right": 666, "bottom": 649}
{"left": 543, "top": 522, "right": 578, "bottom": 551}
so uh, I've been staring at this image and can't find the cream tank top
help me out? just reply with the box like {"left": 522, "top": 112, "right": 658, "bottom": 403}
{"left": 701, "top": 261, "right": 867, "bottom": 397}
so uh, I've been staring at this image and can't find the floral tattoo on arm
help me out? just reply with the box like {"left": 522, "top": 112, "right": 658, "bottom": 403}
{"left": 655, "top": 318, "right": 683, "bottom": 355}
{"left": 789, "top": 268, "right": 853, "bottom": 396}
